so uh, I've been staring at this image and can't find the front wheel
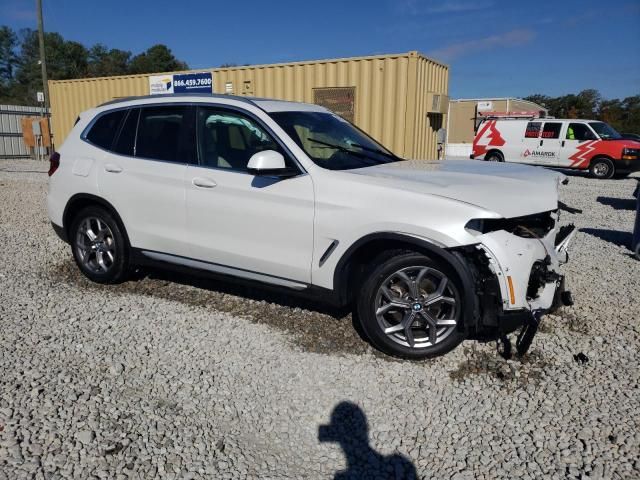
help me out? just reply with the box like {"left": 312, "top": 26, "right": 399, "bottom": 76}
{"left": 589, "top": 157, "right": 615, "bottom": 179}
{"left": 356, "top": 252, "right": 465, "bottom": 359}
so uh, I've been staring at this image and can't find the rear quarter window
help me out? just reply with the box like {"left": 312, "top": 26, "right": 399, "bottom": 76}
{"left": 524, "top": 122, "right": 541, "bottom": 138}
{"left": 86, "top": 110, "right": 127, "bottom": 149}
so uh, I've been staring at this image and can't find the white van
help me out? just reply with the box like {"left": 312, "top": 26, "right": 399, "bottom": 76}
{"left": 471, "top": 118, "right": 640, "bottom": 179}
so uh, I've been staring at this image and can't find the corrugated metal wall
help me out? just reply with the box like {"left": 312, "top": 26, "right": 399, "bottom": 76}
{"left": 214, "top": 53, "right": 416, "bottom": 157}
{"left": 0, "top": 105, "right": 49, "bottom": 159}
{"left": 49, "top": 74, "right": 152, "bottom": 148}
{"left": 49, "top": 52, "right": 449, "bottom": 159}
{"left": 408, "top": 55, "right": 449, "bottom": 159}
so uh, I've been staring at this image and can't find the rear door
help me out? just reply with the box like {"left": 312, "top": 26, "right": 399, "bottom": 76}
{"left": 520, "top": 121, "right": 562, "bottom": 165}
{"left": 520, "top": 121, "right": 543, "bottom": 163}
{"left": 538, "top": 122, "right": 563, "bottom": 165}
{"left": 97, "top": 105, "right": 195, "bottom": 256}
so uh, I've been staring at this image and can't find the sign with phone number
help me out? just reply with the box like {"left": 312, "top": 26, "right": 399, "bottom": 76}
{"left": 173, "top": 72, "right": 212, "bottom": 93}
{"left": 149, "top": 72, "right": 213, "bottom": 95}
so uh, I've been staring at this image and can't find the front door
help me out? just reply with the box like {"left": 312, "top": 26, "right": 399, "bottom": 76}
{"left": 558, "top": 122, "right": 599, "bottom": 168}
{"left": 185, "top": 106, "right": 315, "bottom": 284}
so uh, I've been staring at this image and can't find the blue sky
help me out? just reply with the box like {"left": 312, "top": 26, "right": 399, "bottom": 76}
{"left": 2, "top": 0, "right": 639, "bottom": 99}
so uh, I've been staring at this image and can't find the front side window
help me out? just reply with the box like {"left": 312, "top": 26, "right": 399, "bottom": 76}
{"left": 566, "top": 123, "right": 596, "bottom": 141}
{"left": 197, "top": 107, "right": 283, "bottom": 172}
{"left": 541, "top": 122, "right": 562, "bottom": 139}
{"left": 589, "top": 122, "right": 622, "bottom": 140}
{"left": 86, "top": 109, "right": 127, "bottom": 149}
{"left": 269, "top": 111, "right": 399, "bottom": 171}
{"left": 136, "top": 106, "right": 195, "bottom": 163}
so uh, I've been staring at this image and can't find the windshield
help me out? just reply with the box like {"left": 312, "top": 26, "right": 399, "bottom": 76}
{"left": 589, "top": 122, "right": 622, "bottom": 140}
{"left": 269, "top": 111, "right": 401, "bottom": 170}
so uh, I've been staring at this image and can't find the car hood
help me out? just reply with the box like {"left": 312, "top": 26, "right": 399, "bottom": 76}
{"left": 345, "top": 159, "right": 564, "bottom": 218}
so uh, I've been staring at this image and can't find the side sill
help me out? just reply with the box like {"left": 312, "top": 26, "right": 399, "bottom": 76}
{"left": 130, "top": 248, "right": 345, "bottom": 308}
{"left": 140, "top": 250, "right": 309, "bottom": 291}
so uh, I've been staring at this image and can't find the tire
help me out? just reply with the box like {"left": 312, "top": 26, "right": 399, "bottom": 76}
{"left": 69, "top": 205, "right": 130, "bottom": 284}
{"left": 356, "top": 251, "right": 465, "bottom": 359}
{"left": 485, "top": 151, "right": 504, "bottom": 162}
{"left": 589, "top": 157, "right": 615, "bottom": 179}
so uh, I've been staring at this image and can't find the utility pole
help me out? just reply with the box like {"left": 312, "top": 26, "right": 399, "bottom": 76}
{"left": 36, "top": 0, "right": 53, "bottom": 150}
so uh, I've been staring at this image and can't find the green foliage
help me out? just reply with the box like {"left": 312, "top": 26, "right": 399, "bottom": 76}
{"left": 524, "top": 89, "right": 640, "bottom": 134}
{"left": 0, "top": 25, "right": 189, "bottom": 105}
{"left": 128, "top": 44, "right": 188, "bottom": 74}
{"left": 88, "top": 44, "right": 131, "bottom": 78}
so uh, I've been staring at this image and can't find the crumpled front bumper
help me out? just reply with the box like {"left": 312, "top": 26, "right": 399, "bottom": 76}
{"left": 475, "top": 213, "right": 575, "bottom": 314}
{"left": 465, "top": 213, "right": 576, "bottom": 355}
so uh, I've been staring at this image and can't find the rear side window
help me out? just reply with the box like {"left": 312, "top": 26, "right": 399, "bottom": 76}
{"left": 136, "top": 106, "right": 196, "bottom": 163}
{"left": 112, "top": 108, "right": 139, "bottom": 156}
{"left": 86, "top": 110, "right": 127, "bottom": 149}
{"left": 524, "top": 122, "right": 541, "bottom": 138}
{"left": 541, "top": 122, "right": 562, "bottom": 139}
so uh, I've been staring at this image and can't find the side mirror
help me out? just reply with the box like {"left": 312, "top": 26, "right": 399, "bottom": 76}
{"left": 584, "top": 131, "right": 597, "bottom": 141}
{"left": 247, "top": 150, "right": 296, "bottom": 177}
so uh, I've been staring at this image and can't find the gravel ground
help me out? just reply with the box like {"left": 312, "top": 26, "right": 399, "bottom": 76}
{"left": 1, "top": 159, "right": 639, "bottom": 479}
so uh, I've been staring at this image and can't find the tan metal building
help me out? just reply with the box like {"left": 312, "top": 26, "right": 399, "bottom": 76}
{"left": 49, "top": 51, "right": 449, "bottom": 159}
{"left": 445, "top": 97, "right": 547, "bottom": 157}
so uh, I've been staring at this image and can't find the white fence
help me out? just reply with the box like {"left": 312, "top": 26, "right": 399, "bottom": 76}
{"left": 0, "top": 104, "right": 49, "bottom": 159}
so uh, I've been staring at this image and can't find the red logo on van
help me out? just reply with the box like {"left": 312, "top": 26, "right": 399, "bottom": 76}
{"left": 473, "top": 120, "right": 506, "bottom": 157}
{"left": 523, "top": 149, "right": 531, "bottom": 157}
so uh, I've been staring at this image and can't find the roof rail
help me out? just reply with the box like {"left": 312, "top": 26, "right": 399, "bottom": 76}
{"left": 98, "top": 92, "right": 258, "bottom": 108}
{"left": 478, "top": 110, "right": 545, "bottom": 121}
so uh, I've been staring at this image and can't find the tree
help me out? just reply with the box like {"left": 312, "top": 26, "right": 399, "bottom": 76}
{"left": 0, "top": 26, "right": 18, "bottom": 84}
{"left": 88, "top": 44, "right": 131, "bottom": 77}
{"left": 524, "top": 90, "right": 640, "bottom": 134}
{"left": 128, "top": 44, "right": 188, "bottom": 74}
{"left": 0, "top": 25, "right": 190, "bottom": 104}
{"left": 13, "top": 29, "right": 89, "bottom": 104}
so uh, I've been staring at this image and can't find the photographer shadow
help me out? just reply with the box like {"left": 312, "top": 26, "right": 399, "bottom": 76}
{"left": 319, "top": 401, "right": 417, "bottom": 480}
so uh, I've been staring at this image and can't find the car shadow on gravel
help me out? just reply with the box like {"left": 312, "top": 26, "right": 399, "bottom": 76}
{"left": 49, "top": 260, "right": 375, "bottom": 357}
{"left": 596, "top": 196, "right": 637, "bottom": 211}
{"left": 580, "top": 228, "right": 632, "bottom": 249}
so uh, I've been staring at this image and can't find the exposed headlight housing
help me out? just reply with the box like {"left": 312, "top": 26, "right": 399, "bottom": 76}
{"left": 465, "top": 211, "right": 556, "bottom": 238}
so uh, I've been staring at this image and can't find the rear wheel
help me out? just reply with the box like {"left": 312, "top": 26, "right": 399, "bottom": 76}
{"left": 70, "top": 206, "right": 129, "bottom": 284}
{"left": 589, "top": 157, "right": 615, "bottom": 179}
{"left": 356, "top": 252, "right": 465, "bottom": 359}
{"left": 485, "top": 151, "right": 504, "bottom": 162}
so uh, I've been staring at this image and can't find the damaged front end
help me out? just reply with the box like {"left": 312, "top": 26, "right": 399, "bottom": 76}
{"left": 454, "top": 209, "right": 576, "bottom": 358}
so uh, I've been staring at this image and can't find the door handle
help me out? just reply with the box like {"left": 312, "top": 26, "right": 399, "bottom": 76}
{"left": 192, "top": 177, "right": 217, "bottom": 188}
{"left": 539, "top": 140, "right": 543, "bottom": 147}
{"left": 561, "top": 140, "right": 565, "bottom": 147}
{"left": 104, "top": 163, "right": 122, "bottom": 173}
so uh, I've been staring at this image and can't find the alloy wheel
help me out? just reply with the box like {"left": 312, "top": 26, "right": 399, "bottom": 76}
{"left": 374, "top": 266, "right": 460, "bottom": 349}
{"left": 75, "top": 217, "right": 116, "bottom": 273}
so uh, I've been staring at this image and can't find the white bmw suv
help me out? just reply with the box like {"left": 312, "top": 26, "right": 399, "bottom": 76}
{"left": 48, "top": 94, "right": 575, "bottom": 359}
